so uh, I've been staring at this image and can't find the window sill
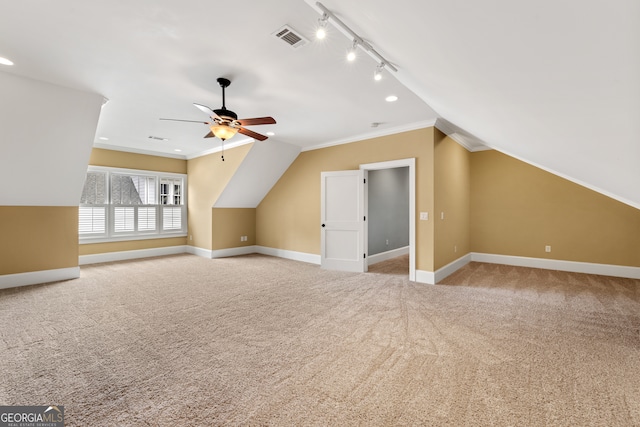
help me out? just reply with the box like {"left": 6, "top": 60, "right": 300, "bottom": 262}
{"left": 79, "top": 233, "right": 188, "bottom": 245}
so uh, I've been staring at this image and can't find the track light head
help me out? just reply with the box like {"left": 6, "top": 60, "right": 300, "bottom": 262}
{"left": 347, "top": 39, "right": 358, "bottom": 61}
{"left": 374, "top": 63, "right": 385, "bottom": 81}
{"left": 316, "top": 13, "right": 329, "bottom": 39}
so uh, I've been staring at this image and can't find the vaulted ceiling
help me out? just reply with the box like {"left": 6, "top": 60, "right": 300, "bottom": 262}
{"left": 1, "top": 0, "right": 638, "bottom": 208}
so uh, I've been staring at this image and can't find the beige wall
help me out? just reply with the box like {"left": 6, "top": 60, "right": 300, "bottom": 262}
{"left": 212, "top": 208, "right": 256, "bottom": 250}
{"left": 257, "top": 128, "right": 436, "bottom": 271}
{"left": 5, "top": 132, "right": 638, "bottom": 280}
{"left": 187, "top": 144, "right": 253, "bottom": 250}
{"left": 434, "top": 130, "right": 471, "bottom": 270}
{"left": 89, "top": 148, "right": 187, "bottom": 174}
{"left": 470, "top": 150, "right": 640, "bottom": 267}
{"left": 0, "top": 206, "right": 79, "bottom": 275}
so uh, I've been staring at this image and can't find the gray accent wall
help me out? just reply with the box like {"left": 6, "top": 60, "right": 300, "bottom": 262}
{"left": 368, "top": 167, "right": 409, "bottom": 255}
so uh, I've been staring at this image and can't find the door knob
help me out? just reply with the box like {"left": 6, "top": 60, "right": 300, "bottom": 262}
{"left": 321, "top": 224, "right": 325, "bottom": 227}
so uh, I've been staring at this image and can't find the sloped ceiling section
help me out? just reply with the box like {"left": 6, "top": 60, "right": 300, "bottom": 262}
{"left": 1, "top": 0, "right": 637, "bottom": 209}
{"left": 0, "top": 71, "right": 104, "bottom": 206}
{"left": 308, "top": 0, "right": 640, "bottom": 209}
{"left": 214, "top": 140, "right": 301, "bottom": 208}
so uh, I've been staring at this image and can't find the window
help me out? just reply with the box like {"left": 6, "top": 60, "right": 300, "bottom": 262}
{"left": 79, "top": 171, "right": 107, "bottom": 235}
{"left": 79, "top": 167, "right": 187, "bottom": 242}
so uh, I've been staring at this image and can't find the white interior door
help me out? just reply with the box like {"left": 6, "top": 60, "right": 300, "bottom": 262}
{"left": 321, "top": 170, "right": 366, "bottom": 272}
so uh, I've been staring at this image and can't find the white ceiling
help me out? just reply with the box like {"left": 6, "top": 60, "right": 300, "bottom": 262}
{"left": 1, "top": 0, "right": 638, "bottom": 208}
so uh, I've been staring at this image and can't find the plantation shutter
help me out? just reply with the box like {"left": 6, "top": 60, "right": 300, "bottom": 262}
{"left": 79, "top": 171, "right": 107, "bottom": 235}
{"left": 79, "top": 207, "right": 106, "bottom": 234}
{"left": 162, "top": 207, "right": 182, "bottom": 230}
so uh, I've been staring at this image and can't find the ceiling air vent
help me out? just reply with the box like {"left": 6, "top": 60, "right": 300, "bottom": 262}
{"left": 272, "top": 25, "right": 308, "bottom": 49}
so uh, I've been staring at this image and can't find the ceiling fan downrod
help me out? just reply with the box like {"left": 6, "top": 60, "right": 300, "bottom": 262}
{"left": 214, "top": 77, "right": 237, "bottom": 120}
{"left": 217, "top": 77, "right": 230, "bottom": 109}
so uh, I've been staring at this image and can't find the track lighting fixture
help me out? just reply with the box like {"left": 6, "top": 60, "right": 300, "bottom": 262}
{"left": 374, "top": 63, "right": 385, "bottom": 81}
{"left": 346, "top": 39, "right": 358, "bottom": 61}
{"left": 316, "top": 13, "right": 329, "bottom": 39}
{"left": 310, "top": 2, "right": 398, "bottom": 76}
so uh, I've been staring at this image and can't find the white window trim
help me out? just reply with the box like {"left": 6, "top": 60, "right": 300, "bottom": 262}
{"left": 79, "top": 166, "right": 187, "bottom": 244}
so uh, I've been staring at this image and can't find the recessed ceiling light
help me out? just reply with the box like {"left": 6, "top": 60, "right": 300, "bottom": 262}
{"left": 266, "top": 132, "right": 275, "bottom": 136}
{"left": 98, "top": 137, "right": 109, "bottom": 141}
{"left": 0, "top": 57, "right": 14, "bottom": 66}
{"left": 174, "top": 149, "right": 182, "bottom": 152}
{"left": 385, "top": 95, "right": 398, "bottom": 102}
{"left": 148, "top": 136, "right": 169, "bottom": 141}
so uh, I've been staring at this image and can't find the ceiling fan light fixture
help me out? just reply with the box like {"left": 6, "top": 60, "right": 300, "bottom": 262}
{"left": 210, "top": 124, "right": 238, "bottom": 141}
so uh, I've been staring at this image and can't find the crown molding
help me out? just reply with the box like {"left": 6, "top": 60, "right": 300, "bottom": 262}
{"left": 435, "top": 118, "right": 490, "bottom": 152}
{"left": 94, "top": 136, "right": 256, "bottom": 161}
{"left": 302, "top": 119, "right": 437, "bottom": 152}
{"left": 93, "top": 142, "right": 187, "bottom": 159}
{"left": 185, "top": 137, "right": 254, "bottom": 160}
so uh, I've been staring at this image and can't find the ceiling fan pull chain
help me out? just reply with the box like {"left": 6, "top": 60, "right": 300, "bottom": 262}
{"left": 221, "top": 141, "right": 225, "bottom": 161}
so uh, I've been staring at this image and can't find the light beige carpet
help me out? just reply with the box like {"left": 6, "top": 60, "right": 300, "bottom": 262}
{"left": 1, "top": 254, "right": 639, "bottom": 426}
{"left": 368, "top": 254, "right": 409, "bottom": 276}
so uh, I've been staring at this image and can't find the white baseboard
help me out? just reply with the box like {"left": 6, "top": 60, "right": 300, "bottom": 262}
{"left": 96, "top": 243, "right": 320, "bottom": 265}
{"left": 211, "top": 245, "right": 258, "bottom": 259}
{"left": 190, "top": 245, "right": 320, "bottom": 264}
{"left": 471, "top": 253, "right": 640, "bottom": 280}
{"left": 415, "top": 254, "right": 472, "bottom": 285}
{"left": 436, "top": 254, "right": 473, "bottom": 283}
{"left": 186, "top": 245, "right": 212, "bottom": 259}
{"left": 0, "top": 267, "right": 80, "bottom": 290}
{"left": 413, "top": 251, "right": 640, "bottom": 285}
{"left": 368, "top": 246, "right": 410, "bottom": 266}
{"left": 79, "top": 245, "right": 188, "bottom": 265}
{"left": 415, "top": 269, "right": 436, "bottom": 285}
{"left": 255, "top": 246, "right": 321, "bottom": 265}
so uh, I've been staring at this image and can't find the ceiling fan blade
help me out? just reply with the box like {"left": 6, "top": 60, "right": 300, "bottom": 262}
{"left": 204, "top": 131, "right": 215, "bottom": 138}
{"left": 236, "top": 116, "right": 276, "bottom": 126}
{"left": 238, "top": 127, "right": 268, "bottom": 141}
{"left": 160, "top": 118, "right": 210, "bottom": 124}
{"left": 194, "top": 103, "right": 219, "bottom": 118}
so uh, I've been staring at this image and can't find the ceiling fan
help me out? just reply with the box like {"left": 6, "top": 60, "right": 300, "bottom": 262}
{"left": 160, "top": 77, "right": 276, "bottom": 159}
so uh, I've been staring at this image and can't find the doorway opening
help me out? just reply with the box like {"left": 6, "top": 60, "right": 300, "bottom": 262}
{"left": 360, "top": 159, "right": 415, "bottom": 281}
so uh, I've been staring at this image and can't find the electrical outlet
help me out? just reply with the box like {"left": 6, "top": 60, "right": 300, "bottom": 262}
{"left": 441, "top": 212, "right": 445, "bottom": 220}
{"left": 420, "top": 212, "right": 428, "bottom": 220}
{"left": 386, "top": 239, "right": 389, "bottom": 245}
{"left": 545, "top": 245, "right": 551, "bottom": 253}
{"left": 454, "top": 245, "right": 457, "bottom": 253}
{"left": 189, "top": 235, "right": 193, "bottom": 241}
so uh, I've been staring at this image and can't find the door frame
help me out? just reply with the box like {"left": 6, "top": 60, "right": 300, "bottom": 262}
{"left": 359, "top": 158, "right": 416, "bottom": 281}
